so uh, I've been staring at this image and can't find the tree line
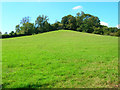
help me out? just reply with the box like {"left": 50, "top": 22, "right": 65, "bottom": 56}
{"left": 2, "top": 11, "right": 120, "bottom": 38}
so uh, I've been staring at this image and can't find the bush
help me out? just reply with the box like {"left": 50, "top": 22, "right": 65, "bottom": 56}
{"left": 2, "top": 33, "right": 31, "bottom": 39}
{"left": 76, "top": 27, "right": 83, "bottom": 32}
{"left": 114, "top": 30, "right": 120, "bottom": 36}
{"left": 109, "top": 33, "right": 115, "bottom": 36}
{"left": 93, "top": 27, "right": 101, "bottom": 34}
{"left": 2, "top": 34, "right": 10, "bottom": 38}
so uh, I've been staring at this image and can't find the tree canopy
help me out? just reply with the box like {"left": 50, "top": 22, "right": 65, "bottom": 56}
{"left": 2, "top": 11, "right": 120, "bottom": 38}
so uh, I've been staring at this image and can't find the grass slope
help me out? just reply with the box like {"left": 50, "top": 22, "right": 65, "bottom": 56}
{"left": 2, "top": 30, "right": 118, "bottom": 88}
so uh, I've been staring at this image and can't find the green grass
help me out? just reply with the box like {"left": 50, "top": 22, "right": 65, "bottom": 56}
{"left": 2, "top": 30, "right": 118, "bottom": 88}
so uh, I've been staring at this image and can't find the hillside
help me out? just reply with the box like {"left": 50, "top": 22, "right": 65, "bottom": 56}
{"left": 2, "top": 30, "right": 118, "bottom": 88}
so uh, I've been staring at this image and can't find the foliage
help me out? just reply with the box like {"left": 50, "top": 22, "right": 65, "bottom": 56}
{"left": 2, "top": 11, "right": 120, "bottom": 38}
{"left": 20, "top": 23, "right": 34, "bottom": 34}
{"left": 15, "top": 17, "right": 34, "bottom": 35}
{"left": 2, "top": 33, "right": 31, "bottom": 38}
{"left": 15, "top": 25, "right": 20, "bottom": 33}
{"left": 61, "top": 15, "right": 76, "bottom": 30}
{"left": 114, "top": 29, "right": 120, "bottom": 36}
{"left": 52, "top": 21, "right": 61, "bottom": 30}
{"left": 20, "top": 16, "right": 30, "bottom": 24}
{"left": 93, "top": 27, "right": 103, "bottom": 35}
{"left": 35, "top": 15, "right": 51, "bottom": 33}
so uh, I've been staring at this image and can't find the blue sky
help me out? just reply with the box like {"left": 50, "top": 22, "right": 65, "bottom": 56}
{"left": 1, "top": 2, "right": 118, "bottom": 33}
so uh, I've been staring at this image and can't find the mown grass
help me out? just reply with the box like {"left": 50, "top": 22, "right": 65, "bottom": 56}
{"left": 2, "top": 30, "right": 118, "bottom": 88}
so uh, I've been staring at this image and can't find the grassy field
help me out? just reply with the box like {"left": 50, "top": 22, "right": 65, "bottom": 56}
{"left": 2, "top": 30, "right": 118, "bottom": 88}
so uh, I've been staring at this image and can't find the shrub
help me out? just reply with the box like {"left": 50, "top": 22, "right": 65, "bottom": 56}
{"left": 76, "top": 27, "right": 83, "bottom": 32}
{"left": 114, "top": 30, "right": 120, "bottom": 36}
{"left": 109, "top": 33, "right": 115, "bottom": 36}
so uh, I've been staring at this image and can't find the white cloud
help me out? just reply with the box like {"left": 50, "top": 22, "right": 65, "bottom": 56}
{"left": 100, "top": 21, "right": 108, "bottom": 26}
{"left": 72, "top": 6, "right": 82, "bottom": 10}
{"left": 116, "top": 24, "right": 120, "bottom": 29}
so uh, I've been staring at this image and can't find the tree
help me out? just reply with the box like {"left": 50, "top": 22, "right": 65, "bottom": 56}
{"left": 0, "top": 32, "right": 2, "bottom": 38}
{"left": 100, "top": 25, "right": 109, "bottom": 35}
{"left": 20, "top": 16, "right": 30, "bottom": 24}
{"left": 17, "top": 16, "right": 35, "bottom": 34}
{"left": 108, "top": 27, "right": 118, "bottom": 33}
{"left": 61, "top": 15, "right": 76, "bottom": 30}
{"left": 115, "top": 29, "right": 120, "bottom": 36}
{"left": 9, "top": 31, "right": 14, "bottom": 36}
{"left": 20, "top": 16, "right": 30, "bottom": 34}
{"left": 83, "top": 14, "right": 100, "bottom": 33}
{"left": 81, "top": 11, "right": 85, "bottom": 15}
{"left": 76, "top": 11, "right": 85, "bottom": 17}
{"left": 93, "top": 27, "right": 103, "bottom": 34}
{"left": 15, "top": 24, "right": 20, "bottom": 33}
{"left": 52, "top": 21, "right": 60, "bottom": 30}
{"left": 76, "top": 12, "right": 83, "bottom": 29}
{"left": 4, "top": 32, "right": 8, "bottom": 35}
{"left": 44, "top": 21, "right": 52, "bottom": 32}
{"left": 76, "top": 24, "right": 84, "bottom": 32}
{"left": 76, "top": 13, "right": 100, "bottom": 33}
{"left": 20, "top": 22, "right": 34, "bottom": 34}
{"left": 26, "top": 23, "right": 34, "bottom": 34}
{"left": 35, "top": 15, "right": 49, "bottom": 33}
{"left": 0, "top": 32, "right": 2, "bottom": 35}
{"left": 7, "top": 12, "right": 120, "bottom": 38}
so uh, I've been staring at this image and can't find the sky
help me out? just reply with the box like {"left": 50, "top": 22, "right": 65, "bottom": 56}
{"left": 0, "top": 2, "right": 118, "bottom": 34}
